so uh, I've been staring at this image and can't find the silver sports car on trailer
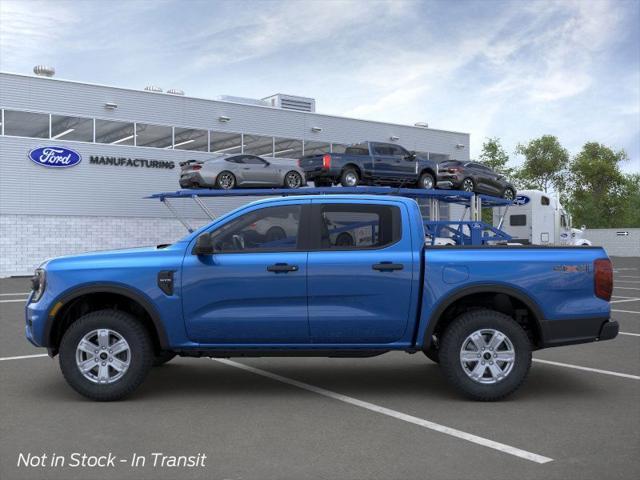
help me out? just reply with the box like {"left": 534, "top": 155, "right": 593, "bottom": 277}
{"left": 179, "top": 154, "right": 306, "bottom": 189}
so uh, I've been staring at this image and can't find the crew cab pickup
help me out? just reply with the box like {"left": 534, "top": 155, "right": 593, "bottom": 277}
{"left": 26, "top": 194, "right": 618, "bottom": 401}
{"left": 299, "top": 142, "right": 442, "bottom": 189}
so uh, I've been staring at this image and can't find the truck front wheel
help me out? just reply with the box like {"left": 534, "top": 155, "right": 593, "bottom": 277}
{"left": 439, "top": 309, "right": 531, "bottom": 401}
{"left": 59, "top": 309, "right": 154, "bottom": 401}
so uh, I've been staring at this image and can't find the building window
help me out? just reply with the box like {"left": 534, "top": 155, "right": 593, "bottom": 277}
{"left": 95, "top": 119, "right": 135, "bottom": 145}
{"left": 174, "top": 127, "right": 208, "bottom": 151}
{"left": 303, "top": 141, "right": 331, "bottom": 156}
{"left": 51, "top": 115, "right": 94, "bottom": 142}
{"left": 135, "top": 123, "right": 173, "bottom": 149}
{"left": 210, "top": 131, "right": 243, "bottom": 154}
{"left": 3, "top": 110, "right": 49, "bottom": 138}
{"left": 273, "top": 137, "right": 303, "bottom": 159}
{"left": 244, "top": 134, "right": 274, "bottom": 156}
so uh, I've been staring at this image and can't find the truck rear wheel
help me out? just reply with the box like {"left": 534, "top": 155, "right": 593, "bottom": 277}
{"left": 59, "top": 309, "right": 154, "bottom": 401}
{"left": 439, "top": 309, "right": 531, "bottom": 401}
{"left": 418, "top": 172, "right": 435, "bottom": 189}
{"left": 422, "top": 344, "right": 439, "bottom": 363}
{"left": 340, "top": 168, "right": 359, "bottom": 187}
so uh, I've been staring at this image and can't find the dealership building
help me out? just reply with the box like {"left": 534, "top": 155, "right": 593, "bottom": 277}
{"left": 0, "top": 69, "right": 470, "bottom": 277}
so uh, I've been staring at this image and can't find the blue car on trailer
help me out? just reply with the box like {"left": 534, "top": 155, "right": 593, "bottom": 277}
{"left": 25, "top": 188, "right": 618, "bottom": 401}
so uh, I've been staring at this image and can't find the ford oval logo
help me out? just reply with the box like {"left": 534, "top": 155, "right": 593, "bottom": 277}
{"left": 514, "top": 195, "right": 530, "bottom": 206}
{"left": 28, "top": 146, "right": 82, "bottom": 168}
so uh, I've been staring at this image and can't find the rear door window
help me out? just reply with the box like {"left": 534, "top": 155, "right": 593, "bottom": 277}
{"left": 314, "top": 204, "right": 401, "bottom": 250}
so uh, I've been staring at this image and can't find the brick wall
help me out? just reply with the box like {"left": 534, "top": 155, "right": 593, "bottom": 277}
{"left": 0, "top": 214, "right": 208, "bottom": 277}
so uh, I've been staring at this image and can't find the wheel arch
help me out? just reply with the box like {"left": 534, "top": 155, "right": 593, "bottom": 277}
{"left": 45, "top": 284, "right": 169, "bottom": 355}
{"left": 341, "top": 163, "right": 362, "bottom": 177}
{"left": 422, "top": 284, "right": 545, "bottom": 350}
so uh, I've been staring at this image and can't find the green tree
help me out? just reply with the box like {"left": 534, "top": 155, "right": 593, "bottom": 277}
{"left": 565, "top": 142, "right": 635, "bottom": 228}
{"left": 515, "top": 135, "right": 569, "bottom": 193}
{"left": 479, "top": 137, "right": 513, "bottom": 176}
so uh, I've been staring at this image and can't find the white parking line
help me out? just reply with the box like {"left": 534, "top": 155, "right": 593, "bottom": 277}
{"left": 0, "top": 353, "right": 49, "bottom": 362}
{"left": 612, "top": 309, "right": 640, "bottom": 314}
{"left": 0, "top": 292, "right": 30, "bottom": 296}
{"left": 214, "top": 358, "right": 553, "bottom": 464}
{"left": 0, "top": 299, "right": 26, "bottom": 304}
{"left": 533, "top": 359, "right": 640, "bottom": 380}
{"left": 620, "top": 332, "right": 640, "bottom": 337}
{"left": 610, "top": 298, "right": 640, "bottom": 304}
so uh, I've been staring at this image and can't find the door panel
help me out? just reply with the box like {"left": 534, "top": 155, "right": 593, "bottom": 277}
{"left": 307, "top": 202, "right": 414, "bottom": 343}
{"left": 181, "top": 203, "right": 311, "bottom": 344}
{"left": 182, "top": 252, "right": 309, "bottom": 343}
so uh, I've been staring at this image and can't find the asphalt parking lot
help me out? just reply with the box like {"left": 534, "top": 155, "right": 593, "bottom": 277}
{"left": 1, "top": 257, "right": 639, "bottom": 480}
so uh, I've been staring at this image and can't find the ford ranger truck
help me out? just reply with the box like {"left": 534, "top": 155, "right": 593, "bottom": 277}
{"left": 299, "top": 142, "right": 443, "bottom": 189}
{"left": 25, "top": 195, "right": 618, "bottom": 401}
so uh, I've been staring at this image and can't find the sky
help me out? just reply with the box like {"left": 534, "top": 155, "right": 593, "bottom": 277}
{"left": 1, "top": 0, "right": 639, "bottom": 173}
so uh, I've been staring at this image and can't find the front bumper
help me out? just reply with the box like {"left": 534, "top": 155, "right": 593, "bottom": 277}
{"left": 540, "top": 317, "right": 619, "bottom": 348}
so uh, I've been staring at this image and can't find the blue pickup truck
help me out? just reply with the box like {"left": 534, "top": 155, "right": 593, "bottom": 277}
{"left": 299, "top": 141, "right": 441, "bottom": 189}
{"left": 26, "top": 194, "right": 617, "bottom": 401}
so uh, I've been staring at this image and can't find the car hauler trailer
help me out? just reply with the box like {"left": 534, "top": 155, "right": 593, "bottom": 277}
{"left": 147, "top": 186, "right": 514, "bottom": 246}
{"left": 492, "top": 190, "right": 592, "bottom": 246}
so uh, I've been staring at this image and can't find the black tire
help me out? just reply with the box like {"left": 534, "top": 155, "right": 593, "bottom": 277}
{"left": 153, "top": 351, "right": 176, "bottom": 367}
{"left": 503, "top": 187, "right": 515, "bottom": 200}
{"left": 216, "top": 171, "right": 236, "bottom": 190}
{"left": 340, "top": 168, "right": 359, "bottom": 187}
{"left": 422, "top": 344, "right": 440, "bottom": 363}
{"left": 461, "top": 177, "right": 475, "bottom": 192}
{"left": 59, "top": 309, "right": 154, "bottom": 401}
{"left": 284, "top": 171, "right": 303, "bottom": 189}
{"left": 335, "top": 232, "right": 355, "bottom": 247}
{"left": 439, "top": 309, "right": 531, "bottom": 401}
{"left": 418, "top": 172, "right": 435, "bottom": 190}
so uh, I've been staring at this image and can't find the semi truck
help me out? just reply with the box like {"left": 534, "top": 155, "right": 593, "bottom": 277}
{"left": 493, "top": 190, "right": 592, "bottom": 246}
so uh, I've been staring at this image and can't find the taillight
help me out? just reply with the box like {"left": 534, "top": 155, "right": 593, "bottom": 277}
{"left": 322, "top": 154, "right": 331, "bottom": 169}
{"left": 192, "top": 165, "right": 202, "bottom": 171}
{"left": 594, "top": 258, "right": 613, "bottom": 301}
{"left": 448, "top": 167, "right": 460, "bottom": 173}
{"left": 297, "top": 159, "right": 302, "bottom": 167}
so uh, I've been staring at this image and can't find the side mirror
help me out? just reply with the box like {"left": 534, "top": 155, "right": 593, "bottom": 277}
{"left": 194, "top": 233, "right": 214, "bottom": 255}
{"left": 405, "top": 151, "right": 416, "bottom": 161}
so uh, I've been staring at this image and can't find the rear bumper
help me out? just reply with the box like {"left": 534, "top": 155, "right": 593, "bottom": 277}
{"left": 179, "top": 172, "right": 211, "bottom": 188}
{"left": 540, "top": 317, "right": 619, "bottom": 347}
{"left": 303, "top": 167, "right": 339, "bottom": 181}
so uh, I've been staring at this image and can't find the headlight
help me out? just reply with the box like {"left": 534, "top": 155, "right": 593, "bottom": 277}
{"left": 31, "top": 268, "right": 46, "bottom": 302}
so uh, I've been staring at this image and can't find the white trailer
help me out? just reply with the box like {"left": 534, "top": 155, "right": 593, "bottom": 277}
{"left": 493, "top": 189, "right": 591, "bottom": 246}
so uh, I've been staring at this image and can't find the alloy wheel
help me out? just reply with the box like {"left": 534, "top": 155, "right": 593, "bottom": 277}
{"left": 459, "top": 328, "right": 515, "bottom": 384}
{"left": 286, "top": 172, "right": 302, "bottom": 188}
{"left": 462, "top": 179, "right": 474, "bottom": 192}
{"left": 218, "top": 173, "right": 235, "bottom": 189}
{"left": 344, "top": 172, "right": 358, "bottom": 186}
{"left": 75, "top": 329, "right": 131, "bottom": 384}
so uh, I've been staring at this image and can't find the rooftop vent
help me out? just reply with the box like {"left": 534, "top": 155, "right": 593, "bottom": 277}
{"left": 33, "top": 65, "right": 55, "bottom": 77}
{"left": 216, "top": 95, "right": 270, "bottom": 107}
{"left": 263, "top": 94, "right": 316, "bottom": 112}
{"left": 414, "top": 122, "right": 429, "bottom": 128}
{"left": 167, "top": 88, "right": 185, "bottom": 96}
{"left": 144, "top": 85, "right": 163, "bottom": 93}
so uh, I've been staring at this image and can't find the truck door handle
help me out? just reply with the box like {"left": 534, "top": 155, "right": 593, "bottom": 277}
{"left": 372, "top": 262, "right": 404, "bottom": 272}
{"left": 267, "top": 263, "right": 298, "bottom": 273}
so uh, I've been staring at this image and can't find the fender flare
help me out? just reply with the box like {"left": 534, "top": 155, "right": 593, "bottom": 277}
{"left": 422, "top": 284, "right": 546, "bottom": 349}
{"left": 44, "top": 283, "right": 170, "bottom": 349}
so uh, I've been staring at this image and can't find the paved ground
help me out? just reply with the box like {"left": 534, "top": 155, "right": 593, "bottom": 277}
{"left": 1, "top": 257, "right": 638, "bottom": 480}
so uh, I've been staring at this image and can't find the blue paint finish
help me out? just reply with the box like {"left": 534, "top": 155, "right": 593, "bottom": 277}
{"left": 25, "top": 193, "right": 612, "bottom": 356}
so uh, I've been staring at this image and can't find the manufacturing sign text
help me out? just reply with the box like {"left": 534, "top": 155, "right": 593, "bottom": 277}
{"left": 28, "top": 147, "right": 82, "bottom": 168}
{"left": 90, "top": 156, "right": 175, "bottom": 169}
